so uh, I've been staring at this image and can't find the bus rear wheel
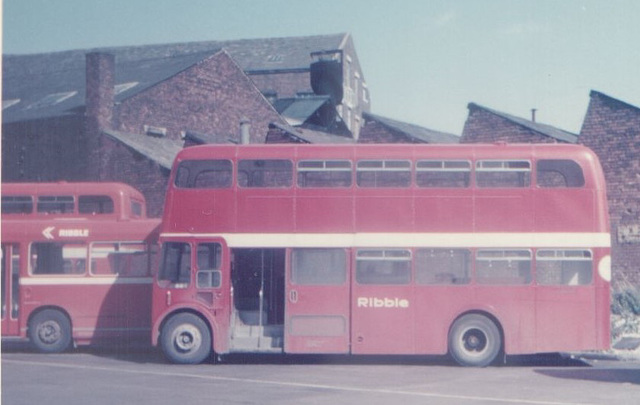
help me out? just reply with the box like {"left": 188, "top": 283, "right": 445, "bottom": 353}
{"left": 449, "top": 314, "right": 501, "bottom": 367}
{"left": 29, "top": 309, "right": 72, "bottom": 353}
{"left": 161, "top": 313, "right": 211, "bottom": 364}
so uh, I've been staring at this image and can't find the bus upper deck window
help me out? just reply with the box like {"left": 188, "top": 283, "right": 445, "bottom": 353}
{"left": 175, "top": 160, "right": 233, "bottom": 189}
{"left": 238, "top": 160, "right": 293, "bottom": 188}
{"left": 131, "top": 201, "right": 143, "bottom": 217}
{"left": 297, "top": 160, "right": 352, "bottom": 188}
{"left": 416, "top": 160, "right": 471, "bottom": 188}
{"left": 1, "top": 196, "right": 33, "bottom": 214}
{"left": 79, "top": 195, "right": 114, "bottom": 214}
{"left": 476, "top": 160, "right": 531, "bottom": 188}
{"left": 37, "top": 196, "right": 75, "bottom": 213}
{"left": 536, "top": 160, "right": 585, "bottom": 188}
{"left": 356, "top": 160, "right": 411, "bottom": 188}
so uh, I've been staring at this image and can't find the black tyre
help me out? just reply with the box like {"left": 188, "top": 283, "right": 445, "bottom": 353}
{"left": 29, "top": 309, "right": 72, "bottom": 353}
{"left": 161, "top": 313, "right": 211, "bottom": 364}
{"left": 449, "top": 314, "right": 501, "bottom": 367}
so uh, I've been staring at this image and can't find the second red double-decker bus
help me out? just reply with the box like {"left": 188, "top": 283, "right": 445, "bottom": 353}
{"left": 1, "top": 182, "right": 160, "bottom": 352}
{"left": 152, "top": 143, "right": 611, "bottom": 366}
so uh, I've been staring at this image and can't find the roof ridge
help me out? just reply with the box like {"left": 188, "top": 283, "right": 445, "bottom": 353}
{"left": 467, "top": 102, "right": 578, "bottom": 143}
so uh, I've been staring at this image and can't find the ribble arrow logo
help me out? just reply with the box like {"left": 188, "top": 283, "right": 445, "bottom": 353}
{"left": 41, "top": 227, "right": 89, "bottom": 240}
{"left": 42, "top": 226, "right": 55, "bottom": 240}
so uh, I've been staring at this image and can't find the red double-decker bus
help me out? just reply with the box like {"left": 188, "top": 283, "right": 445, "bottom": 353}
{"left": 1, "top": 182, "right": 160, "bottom": 352}
{"left": 152, "top": 143, "right": 611, "bottom": 366}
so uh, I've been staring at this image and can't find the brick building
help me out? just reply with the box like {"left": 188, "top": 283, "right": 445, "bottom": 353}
{"left": 580, "top": 90, "right": 640, "bottom": 283}
{"left": 2, "top": 33, "right": 374, "bottom": 216}
{"left": 359, "top": 112, "right": 459, "bottom": 144}
{"left": 461, "top": 103, "right": 578, "bottom": 144}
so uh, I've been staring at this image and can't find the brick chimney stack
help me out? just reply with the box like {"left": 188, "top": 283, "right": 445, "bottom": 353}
{"left": 85, "top": 52, "right": 115, "bottom": 179}
{"left": 85, "top": 52, "right": 115, "bottom": 134}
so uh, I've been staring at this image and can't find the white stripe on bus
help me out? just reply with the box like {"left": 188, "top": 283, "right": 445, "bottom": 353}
{"left": 19, "top": 277, "right": 152, "bottom": 286}
{"left": 159, "top": 232, "right": 611, "bottom": 248}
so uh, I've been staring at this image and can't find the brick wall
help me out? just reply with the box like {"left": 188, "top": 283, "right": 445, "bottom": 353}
{"left": 358, "top": 120, "right": 422, "bottom": 143}
{"left": 98, "top": 136, "right": 169, "bottom": 217}
{"left": 461, "top": 106, "right": 556, "bottom": 144}
{"left": 2, "top": 116, "right": 86, "bottom": 182}
{"left": 115, "top": 50, "right": 285, "bottom": 144}
{"left": 579, "top": 91, "right": 640, "bottom": 283}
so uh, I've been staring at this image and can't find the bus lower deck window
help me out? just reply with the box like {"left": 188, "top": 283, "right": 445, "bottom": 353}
{"left": 30, "top": 242, "right": 87, "bottom": 275}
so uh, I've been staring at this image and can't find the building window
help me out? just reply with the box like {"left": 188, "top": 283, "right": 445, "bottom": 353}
{"left": 27, "top": 91, "right": 77, "bottom": 109}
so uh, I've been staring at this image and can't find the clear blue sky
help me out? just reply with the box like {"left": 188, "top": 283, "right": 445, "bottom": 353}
{"left": 3, "top": 0, "right": 640, "bottom": 135}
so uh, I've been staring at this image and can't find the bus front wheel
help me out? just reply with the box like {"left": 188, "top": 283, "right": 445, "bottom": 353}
{"left": 161, "top": 313, "right": 211, "bottom": 364}
{"left": 29, "top": 309, "right": 72, "bottom": 353}
{"left": 449, "top": 314, "right": 501, "bottom": 367}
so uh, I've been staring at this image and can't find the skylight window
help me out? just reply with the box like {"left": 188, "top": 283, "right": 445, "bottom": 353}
{"left": 115, "top": 82, "right": 138, "bottom": 95}
{"left": 27, "top": 91, "right": 77, "bottom": 109}
{"left": 266, "top": 54, "right": 283, "bottom": 63}
{"left": 2, "top": 99, "right": 20, "bottom": 110}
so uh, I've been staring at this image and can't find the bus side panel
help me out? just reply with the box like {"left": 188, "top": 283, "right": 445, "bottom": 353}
{"left": 535, "top": 286, "right": 597, "bottom": 352}
{"left": 534, "top": 189, "right": 596, "bottom": 232}
{"left": 351, "top": 286, "right": 415, "bottom": 355}
{"left": 474, "top": 287, "right": 537, "bottom": 354}
{"left": 355, "top": 189, "right": 413, "bottom": 232}
{"left": 414, "top": 194, "right": 473, "bottom": 232}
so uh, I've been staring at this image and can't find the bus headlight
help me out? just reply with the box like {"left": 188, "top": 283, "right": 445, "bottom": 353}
{"left": 598, "top": 255, "right": 611, "bottom": 282}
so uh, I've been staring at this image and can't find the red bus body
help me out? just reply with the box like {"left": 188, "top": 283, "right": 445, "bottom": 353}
{"left": 152, "top": 144, "right": 611, "bottom": 365}
{"left": 1, "top": 182, "right": 160, "bottom": 352}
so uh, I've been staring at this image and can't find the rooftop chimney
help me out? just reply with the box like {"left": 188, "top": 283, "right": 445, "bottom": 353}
{"left": 240, "top": 117, "right": 251, "bottom": 144}
{"left": 531, "top": 108, "right": 538, "bottom": 123}
{"left": 85, "top": 52, "right": 115, "bottom": 134}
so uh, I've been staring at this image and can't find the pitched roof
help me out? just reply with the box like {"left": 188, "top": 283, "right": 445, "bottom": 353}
{"left": 589, "top": 90, "right": 640, "bottom": 113}
{"left": 467, "top": 103, "right": 579, "bottom": 143}
{"left": 2, "top": 33, "right": 349, "bottom": 124}
{"left": 269, "top": 122, "right": 354, "bottom": 144}
{"left": 102, "top": 129, "right": 182, "bottom": 169}
{"left": 363, "top": 112, "right": 460, "bottom": 144}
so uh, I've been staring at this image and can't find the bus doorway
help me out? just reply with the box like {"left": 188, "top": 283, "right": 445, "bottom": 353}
{"left": 230, "top": 248, "right": 285, "bottom": 352}
{"left": 1, "top": 244, "right": 20, "bottom": 337}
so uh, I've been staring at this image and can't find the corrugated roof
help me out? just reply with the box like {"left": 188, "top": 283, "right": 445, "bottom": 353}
{"left": 102, "top": 129, "right": 182, "bottom": 169}
{"left": 2, "top": 33, "right": 348, "bottom": 124}
{"left": 468, "top": 103, "right": 579, "bottom": 143}
{"left": 363, "top": 112, "right": 460, "bottom": 144}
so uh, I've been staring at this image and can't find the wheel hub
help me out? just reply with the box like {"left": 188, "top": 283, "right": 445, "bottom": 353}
{"left": 38, "top": 321, "right": 62, "bottom": 344}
